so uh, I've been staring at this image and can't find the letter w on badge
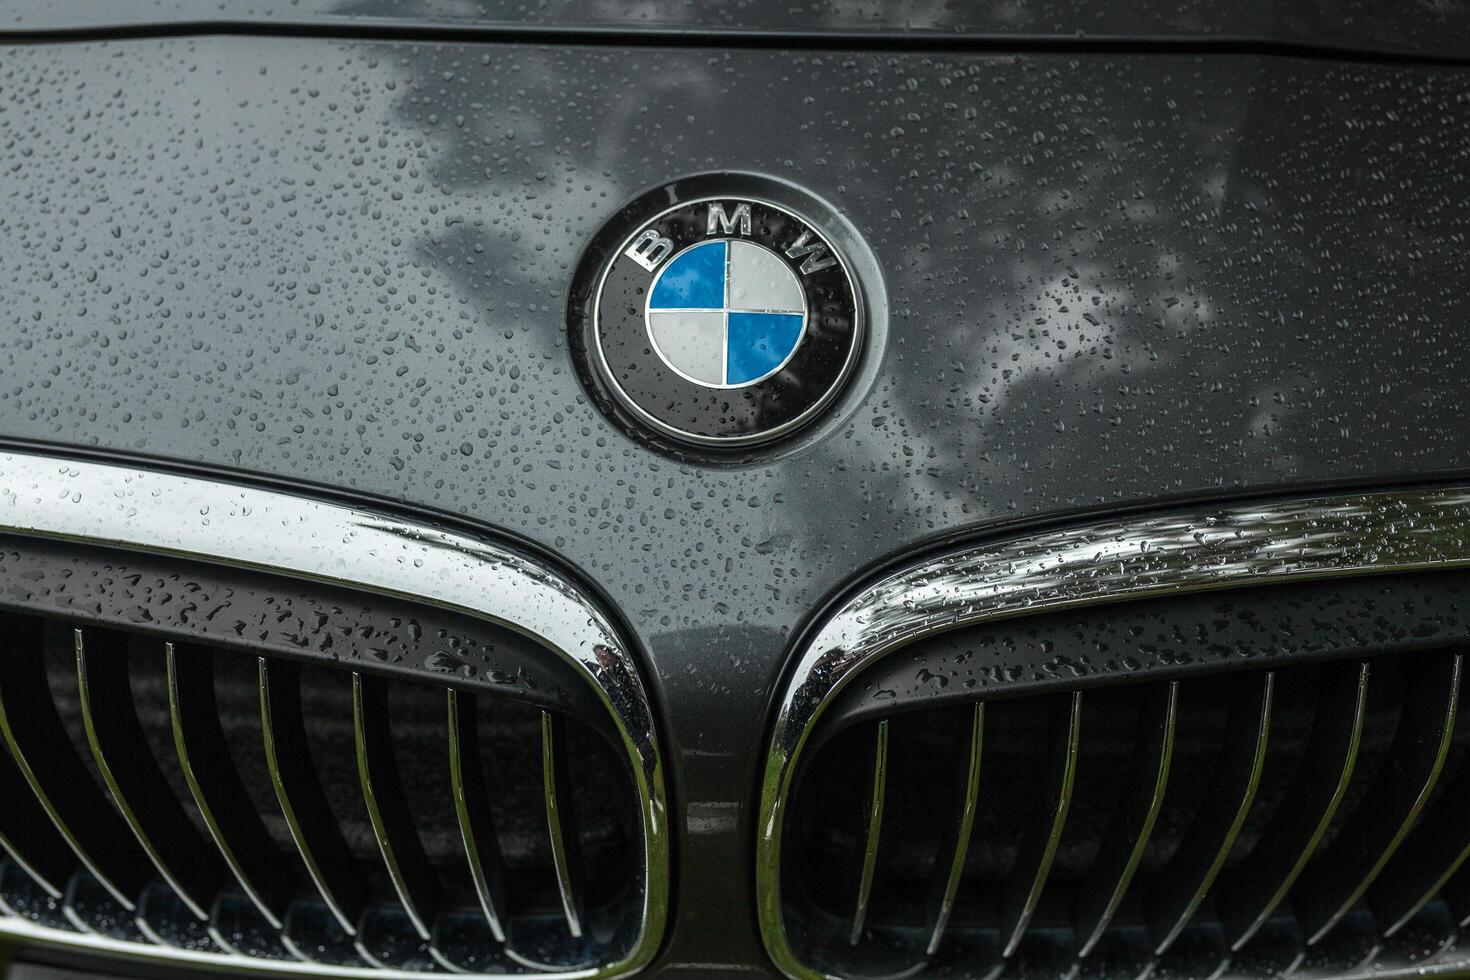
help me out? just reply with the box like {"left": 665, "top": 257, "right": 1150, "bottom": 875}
{"left": 784, "top": 230, "right": 838, "bottom": 274}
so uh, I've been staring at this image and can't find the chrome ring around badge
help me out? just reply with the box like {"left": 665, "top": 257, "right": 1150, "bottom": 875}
{"left": 589, "top": 196, "right": 863, "bottom": 447}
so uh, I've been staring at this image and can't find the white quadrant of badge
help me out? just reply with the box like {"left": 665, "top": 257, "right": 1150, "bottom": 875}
{"left": 645, "top": 239, "right": 808, "bottom": 388}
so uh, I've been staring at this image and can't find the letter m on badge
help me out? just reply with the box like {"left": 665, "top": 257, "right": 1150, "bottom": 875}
{"left": 707, "top": 203, "right": 752, "bottom": 237}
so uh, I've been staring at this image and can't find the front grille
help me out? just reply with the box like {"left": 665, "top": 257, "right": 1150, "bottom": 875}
{"left": 758, "top": 488, "right": 1470, "bottom": 980}
{"left": 0, "top": 610, "right": 639, "bottom": 974}
{"left": 0, "top": 451, "right": 667, "bottom": 978}
{"left": 783, "top": 648, "right": 1470, "bottom": 978}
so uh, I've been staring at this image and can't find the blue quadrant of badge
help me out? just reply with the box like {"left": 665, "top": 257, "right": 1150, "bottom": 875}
{"left": 727, "top": 313, "right": 805, "bottom": 385}
{"left": 649, "top": 240, "right": 726, "bottom": 309}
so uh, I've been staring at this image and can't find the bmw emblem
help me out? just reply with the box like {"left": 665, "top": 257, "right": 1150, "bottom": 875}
{"left": 575, "top": 183, "right": 864, "bottom": 449}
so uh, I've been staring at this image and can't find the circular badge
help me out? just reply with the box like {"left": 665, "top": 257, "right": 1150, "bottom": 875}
{"left": 584, "top": 194, "right": 863, "bottom": 447}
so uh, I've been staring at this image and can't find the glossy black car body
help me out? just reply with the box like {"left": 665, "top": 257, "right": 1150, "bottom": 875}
{"left": 3, "top": 2, "right": 1470, "bottom": 976}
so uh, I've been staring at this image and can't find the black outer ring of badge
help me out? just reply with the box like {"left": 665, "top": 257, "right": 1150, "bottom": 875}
{"left": 579, "top": 192, "right": 863, "bottom": 449}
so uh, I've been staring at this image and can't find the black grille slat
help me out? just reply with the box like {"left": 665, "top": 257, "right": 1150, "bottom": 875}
{"left": 1374, "top": 899, "right": 1458, "bottom": 972}
{"left": 1441, "top": 867, "right": 1470, "bottom": 929}
{"left": 1372, "top": 760, "right": 1470, "bottom": 936}
{"left": 208, "top": 891, "right": 296, "bottom": 961}
{"left": 1147, "top": 671, "right": 1274, "bottom": 956}
{"left": 0, "top": 860, "right": 70, "bottom": 932}
{"left": 355, "top": 905, "right": 436, "bottom": 970}
{"left": 75, "top": 628, "right": 227, "bottom": 922}
{"left": 924, "top": 703, "right": 984, "bottom": 956}
{"left": 353, "top": 671, "right": 443, "bottom": 943}
{"left": 1292, "top": 907, "right": 1380, "bottom": 979}
{"left": 64, "top": 869, "right": 145, "bottom": 941}
{"left": 847, "top": 718, "right": 888, "bottom": 946}
{"left": 0, "top": 614, "right": 153, "bottom": 910}
{"left": 541, "top": 709, "right": 588, "bottom": 940}
{"left": 1229, "top": 915, "right": 1305, "bottom": 977}
{"left": 1074, "top": 681, "right": 1178, "bottom": 958}
{"left": 281, "top": 900, "right": 370, "bottom": 967}
{"left": 167, "top": 642, "right": 296, "bottom": 929}
{"left": 258, "top": 657, "right": 369, "bottom": 938}
{"left": 0, "top": 747, "right": 76, "bottom": 899}
{"left": 449, "top": 689, "right": 511, "bottom": 945}
{"left": 135, "top": 879, "right": 215, "bottom": 949}
{"left": 1295, "top": 653, "right": 1462, "bottom": 944}
{"left": 999, "top": 691, "right": 1082, "bottom": 958}
{"left": 1221, "top": 661, "right": 1371, "bottom": 950}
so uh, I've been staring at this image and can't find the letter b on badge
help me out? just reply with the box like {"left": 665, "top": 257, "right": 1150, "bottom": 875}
{"left": 625, "top": 229, "right": 673, "bottom": 272}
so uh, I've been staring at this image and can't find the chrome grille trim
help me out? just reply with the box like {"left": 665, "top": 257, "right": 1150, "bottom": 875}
{"left": 757, "top": 486, "right": 1470, "bottom": 980}
{"left": 0, "top": 450, "right": 668, "bottom": 980}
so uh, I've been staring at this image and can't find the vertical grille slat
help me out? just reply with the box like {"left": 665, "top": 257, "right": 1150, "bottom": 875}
{"left": 848, "top": 718, "right": 889, "bottom": 946}
{"left": 281, "top": 900, "right": 371, "bottom": 967}
{"left": 1293, "top": 907, "right": 1379, "bottom": 978}
{"left": 135, "top": 879, "right": 215, "bottom": 949}
{"left": 75, "top": 628, "right": 228, "bottom": 922}
{"left": 0, "top": 614, "right": 153, "bottom": 910}
{"left": 999, "top": 691, "right": 1082, "bottom": 958}
{"left": 0, "top": 859, "right": 70, "bottom": 932}
{"left": 1374, "top": 899, "right": 1458, "bottom": 972}
{"left": 355, "top": 905, "right": 437, "bottom": 970}
{"left": 353, "top": 671, "right": 442, "bottom": 943}
{"left": 448, "top": 689, "right": 510, "bottom": 945}
{"left": 1372, "top": 759, "right": 1470, "bottom": 937}
{"left": 542, "top": 709, "right": 588, "bottom": 940}
{"left": 1074, "top": 681, "right": 1178, "bottom": 959}
{"left": 0, "top": 748, "right": 77, "bottom": 900}
{"left": 63, "top": 868, "right": 147, "bottom": 942}
{"left": 924, "top": 703, "right": 984, "bottom": 956}
{"left": 1228, "top": 916, "right": 1305, "bottom": 977}
{"left": 1295, "top": 653, "right": 1462, "bottom": 944}
{"left": 167, "top": 641, "right": 296, "bottom": 929}
{"left": 208, "top": 890, "right": 296, "bottom": 961}
{"left": 258, "top": 657, "right": 369, "bottom": 937}
{"left": 1147, "top": 671, "right": 1274, "bottom": 956}
{"left": 1443, "top": 868, "right": 1470, "bottom": 929}
{"left": 1221, "top": 661, "right": 1371, "bottom": 951}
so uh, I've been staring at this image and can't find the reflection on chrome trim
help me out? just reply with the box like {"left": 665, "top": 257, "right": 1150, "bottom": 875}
{"left": 757, "top": 487, "right": 1470, "bottom": 980}
{"left": 0, "top": 450, "right": 667, "bottom": 980}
